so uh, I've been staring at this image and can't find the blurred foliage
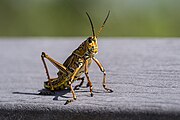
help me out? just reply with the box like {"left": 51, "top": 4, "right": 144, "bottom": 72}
{"left": 0, "top": 0, "right": 180, "bottom": 37}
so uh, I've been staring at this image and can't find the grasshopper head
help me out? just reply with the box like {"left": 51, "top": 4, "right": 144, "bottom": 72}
{"left": 86, "top": 36, "right": 98, "bottom": 55}
{"left": 85, "top": 11, "right": 110, "bottom": 55}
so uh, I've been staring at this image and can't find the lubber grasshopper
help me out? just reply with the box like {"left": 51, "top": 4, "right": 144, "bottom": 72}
{"left": 40, "top": 11, "right": 113, "bottom": 105}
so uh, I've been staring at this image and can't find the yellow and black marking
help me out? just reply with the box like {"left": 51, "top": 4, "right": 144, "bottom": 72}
{"left": 41, "top": 11, "right": 113, "bottom": 105}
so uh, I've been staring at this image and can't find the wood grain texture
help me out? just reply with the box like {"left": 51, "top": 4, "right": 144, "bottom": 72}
{"left": 0, "top": 38, "right": 180, "bottom": 120}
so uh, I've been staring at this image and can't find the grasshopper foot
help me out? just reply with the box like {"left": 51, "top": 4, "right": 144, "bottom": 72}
{"left": 90, "top": 93, "right": 93, "bottom": 97}
{"left": 64, "top": 97, "right": 76, "bottom": 105}
{"left": 64, "top": 99, "right": 73, "bottom": 105}
{"left": 103, "top": 85, "right": 113, "bottom": 93}
{"left": 106, "top": 88, "right": 113, "bottom": 93}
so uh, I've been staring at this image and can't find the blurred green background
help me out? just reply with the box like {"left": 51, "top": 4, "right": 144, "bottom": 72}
{"left": 0, "top": 0, "right": 180, "bottom": 37}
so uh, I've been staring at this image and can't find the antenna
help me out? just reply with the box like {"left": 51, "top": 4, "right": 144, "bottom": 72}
{"left": 86, "top": 12, "right": 95, "bottom": 37}
{"left": 97, "top": 10, "right": 110, "bottom": 37}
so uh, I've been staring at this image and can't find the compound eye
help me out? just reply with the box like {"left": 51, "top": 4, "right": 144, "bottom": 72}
{"left": 88, "top": 38, "right": 92, "bottom": 43}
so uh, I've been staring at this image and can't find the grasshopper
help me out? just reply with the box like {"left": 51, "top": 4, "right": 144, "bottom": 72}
{"left": 40, "top": 11, "right": 113, "bottom": 105}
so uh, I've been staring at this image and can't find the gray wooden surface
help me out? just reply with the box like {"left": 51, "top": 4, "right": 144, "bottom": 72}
{"left": 0, "top": 38, "right": 180, "bottom": 120}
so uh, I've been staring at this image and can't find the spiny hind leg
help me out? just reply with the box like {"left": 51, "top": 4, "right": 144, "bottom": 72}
{"left": 92, "top": 57, "right": 113, "bottom": 93}
{"left": 41, "top": 52, "right": 68, "bottom": 74}
{"left": 74, "top": 77, "right": 85, "bottom": 90}
{"left": 41, "top": 52, "right": 68, "bottom": 90}
{"left": 41, "top": 52, "right": 55, "bottom": 90}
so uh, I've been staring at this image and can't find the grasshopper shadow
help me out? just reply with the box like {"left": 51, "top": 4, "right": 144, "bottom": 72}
{"left": 12, "top": 89, "right": 71, "bottom": 101}
{"left": 12, "top": 87, "right": 108, "bottom": 101}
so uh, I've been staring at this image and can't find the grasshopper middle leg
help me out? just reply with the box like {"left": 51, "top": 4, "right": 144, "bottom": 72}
{"left": 65, "top": 62, "right": 83, "bottom": 105}
{"left": 74, "top": 77, "right": 85, "bottom": 90}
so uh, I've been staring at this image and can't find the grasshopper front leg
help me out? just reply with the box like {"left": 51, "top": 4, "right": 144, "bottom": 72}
{"left": 85, "top": 59, "right": 93, "bottom": 97}
{"left": 65, "top": 62, "right": 83, "bottom": 105}
{"left": 92, "top": 57, "right": 113, "bottom": 93}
